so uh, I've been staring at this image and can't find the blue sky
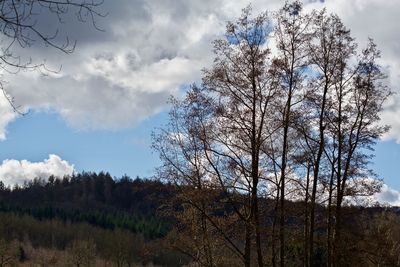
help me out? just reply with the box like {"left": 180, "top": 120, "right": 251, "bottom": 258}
{"left": 373, "top": 141, "right": 400, "bottom": 190}
{"left": 0, "top": 0, "right": 399, "bottom": 204}
{"left": 0, "top": 110, "right": 399, "bottom": 191}
{"left": 0, "top": 111, "right": 165, "bottom": 179}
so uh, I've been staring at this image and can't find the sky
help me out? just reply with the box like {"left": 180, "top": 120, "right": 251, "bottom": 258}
{"left": 0, "top": 0, "right": 399, "bottom": 205}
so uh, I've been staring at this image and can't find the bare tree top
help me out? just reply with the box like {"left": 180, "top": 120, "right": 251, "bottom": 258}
{"left": 0, "top": 0, "right": 105, "bottom": 113}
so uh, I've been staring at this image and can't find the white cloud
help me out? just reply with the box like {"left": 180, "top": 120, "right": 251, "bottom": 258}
{"left": 0, "top": 0, "right": 397, "bottom": 141}
{"left": 0, "top": 93, "right": 18, "bottom": 140}
{"left": 0, "top": 0, "right": 283, "bottom": 134}
{"left": 0, "top": 154, "right": 75, "bottom": 187}
{"left": 373, "top": 184, "right": 400, "bottom": 207}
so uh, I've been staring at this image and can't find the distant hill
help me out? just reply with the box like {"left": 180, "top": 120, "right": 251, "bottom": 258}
{"left": 0, "top": 172, "right": 174, "bottom": 240}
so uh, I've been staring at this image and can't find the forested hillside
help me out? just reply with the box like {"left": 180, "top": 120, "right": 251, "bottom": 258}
{"left": 0, "top": 172, "right": 399, "bottom": 266}
{"left": 0, "top": 173, "right": 187, "bottom": 266}
{"left": 0, "top": 172, "right": 173, "bottom": 239}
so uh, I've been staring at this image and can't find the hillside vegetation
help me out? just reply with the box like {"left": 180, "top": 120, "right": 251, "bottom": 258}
{"left": 0, "top": 172, "right": 399, "bottom": 266}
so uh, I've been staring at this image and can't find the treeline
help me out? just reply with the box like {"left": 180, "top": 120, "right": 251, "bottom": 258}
{"left": 0, "top": 172, "right": 172, "bottom": 240}
{"left": 0, "top": 171, "right": 399, "bottom": 266}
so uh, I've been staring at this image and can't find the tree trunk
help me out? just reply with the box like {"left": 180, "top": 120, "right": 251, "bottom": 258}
{"left": 272, "top": 186, "right": 280, "bottom": 267}
{"left": 333, "top": 193, "right": 343, "bottom": 267}
{"left": 304, "top": 164, "right": 311, "bottom": 267}
{"left": 309, "top": 78, "right": 329, "bottom": 266}
{"left": 327, "top": 156, "right": 335, "bottom": 267}
{"left": 254, "top": 196, "right": 264, "bottom": 267}
{"left": 279, "top": 126, "right": 288, "bottom": 267}
{"left": 244, "top": 222, "right": 252, "bottom": 267}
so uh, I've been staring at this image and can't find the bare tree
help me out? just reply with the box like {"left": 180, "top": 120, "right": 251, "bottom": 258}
{"left": 154, "top": 6, "right": 275, "bottom": 267}
{"left": 154, "top": 2, "right": 391, "bottom": 267}
{"left": 329, "top": 39, "right": 390, "bottom": 266}
{"left": 0, "top": 239, "right": 16, "bottom": 267}
{"left": 287, "top": 8, "right": 389, "bottom": 266}
{"left": 153, "top": 92, "right": 229, "bottom": 266}
{"left": 272, "top": 2, "right": 310, "bottom": 266}
{"left": 303, "top": 10, "right": 357, "bottom": 266}
{"left": 0, "top": 0, "right": 104, "bottom": 111}
{"left": 67, "top": 239, "right": 96, "bottom": 267}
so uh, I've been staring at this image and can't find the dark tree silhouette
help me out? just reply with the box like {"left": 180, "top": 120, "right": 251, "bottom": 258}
{"left": 153, "top": 6, "right": 275, "bottom": 266}
{"left": 154, "top": 2, "right": 391, "bottom": 267}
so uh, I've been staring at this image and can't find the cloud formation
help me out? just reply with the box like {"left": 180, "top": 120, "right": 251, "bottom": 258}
{"left": 374, "top": 184, "right": 400, "bottom": 207}
{"left": 0, "top": 154, "right": 75, "bottom": 187}
{"left": 0, "top": 93, "right": 18, "bottom": 141}
{"left": 0, "top": 0, "right": 398, "bottom": 140}
{"left": 0, "top": 0, "right": 280, "bottom": 134}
